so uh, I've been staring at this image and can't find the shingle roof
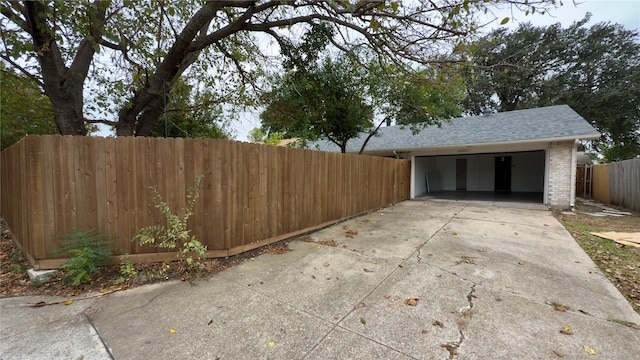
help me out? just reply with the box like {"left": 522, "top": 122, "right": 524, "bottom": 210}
{"left": 312, "top": 105, "right": 600, "bottom": 153}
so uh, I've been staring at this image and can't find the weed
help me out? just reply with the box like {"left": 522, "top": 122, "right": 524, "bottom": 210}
{"left": 56, "top": 229, "right": 112, "bottom": 287}
{"left": 9, "top": 251, "right": 27, "bottom": 275}
{"left": 612, "top": 319, "right": 637, "bottom": 327}
{"left": 31, "top": 277, "right": 45, "bottom": 287}
{"left": 551, "top": 301, "right": 570, "bottom": 312}
{"left": 114, "top": 254, "right": 137, "bottom": 285}
{"left": 133, "top": 175, "right": 207, "bottom": 274}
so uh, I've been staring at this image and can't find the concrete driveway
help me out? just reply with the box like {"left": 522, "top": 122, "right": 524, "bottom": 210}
{"left": 2, "top": 200, "right": 639, "bottom": 359}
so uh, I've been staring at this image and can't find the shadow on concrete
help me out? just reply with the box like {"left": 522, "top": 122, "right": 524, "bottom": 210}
{"left": 417, "top": 190, "right": 543, "bottom": 204}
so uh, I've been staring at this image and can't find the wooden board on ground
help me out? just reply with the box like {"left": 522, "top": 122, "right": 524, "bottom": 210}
{"left": 589, "top": 232, "right": 640, "bottom": 248}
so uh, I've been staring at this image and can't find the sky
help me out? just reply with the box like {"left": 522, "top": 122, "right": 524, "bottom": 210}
{"left": 497, "top": 0, "right": 639, "bottom": 31}
{"left": 232, "top": 0, "right": 640, "bottom": 142}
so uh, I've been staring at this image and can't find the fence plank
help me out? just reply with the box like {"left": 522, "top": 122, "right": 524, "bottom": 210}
{"left": 40, "top": 136, "right": 56, "bottom": 258}
{"left": 27, "top": 137, "right": 45, "bottom": 259}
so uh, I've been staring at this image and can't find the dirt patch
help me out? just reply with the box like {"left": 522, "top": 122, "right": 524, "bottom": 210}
{"left": 554, "top": 200, "right": 640, "bottom": 315}
{"left": 0, "top": 219, "right": 294, "bottom": 299}
{"left": 299, "top": 236, "right": 340, "bottom": 247}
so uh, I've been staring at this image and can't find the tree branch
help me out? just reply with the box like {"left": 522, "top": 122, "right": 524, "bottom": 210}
{"left": 358, "top": 117, "right": 387, "bottom": 154}
{"left": 0, "top": 4, "right": 27, "bottom": 30}
{"left": 0, "top": 54, "right": 45, "bottom": 89}
{"left": 66, "top": 1, "right": 107, "bottom": 82}
{"left": 85, "top": 118, "right": 118, "bottom": 126}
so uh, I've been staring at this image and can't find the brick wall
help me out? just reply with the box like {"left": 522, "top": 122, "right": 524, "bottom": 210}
{"left": 547, "top": 141, "right": 576, "bottom": 208}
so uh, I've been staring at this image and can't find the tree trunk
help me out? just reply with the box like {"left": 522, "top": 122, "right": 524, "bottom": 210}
{"left": 50, "top": 94, "right": 87, "bottom": 135}
{"left": 23, "top": 0, "right": 107, "bottom": 136}
{"left": 135, "top": 97, "right": 165, "bottom": 136}
{"left": 115, "top": 3, "right": 223, "bottom": 136}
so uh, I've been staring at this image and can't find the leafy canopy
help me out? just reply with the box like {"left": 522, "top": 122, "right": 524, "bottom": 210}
{"left": 0, "top": 64, "right": 57, "bottom": 149}
{"left": 0, "top": 0, "right": 557, "bottom": 137}
{"left": 261, "top": 54, "right": 374, "bottom": 153}
{"left": 463, "top": 15, "right": 640, "bottom": 161}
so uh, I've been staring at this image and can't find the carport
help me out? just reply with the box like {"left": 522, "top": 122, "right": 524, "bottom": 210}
{"left": 414, "top": 150, "right": 545, "bottom": 203}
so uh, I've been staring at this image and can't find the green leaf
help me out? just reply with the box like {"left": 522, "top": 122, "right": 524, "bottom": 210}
{"left": 500, "top": 17, "right": 510, "bottom": 25}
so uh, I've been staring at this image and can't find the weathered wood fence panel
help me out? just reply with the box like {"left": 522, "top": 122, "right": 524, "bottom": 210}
{"left": 1, "top": 136, "right": 411, "bottom": 269}
{"left": 592, "top": 164, "right": 610, "bottom": 204}
{"left": 575, "top": 164, "right": 593, "bottom": 198}
{"left": 608, "top": 158, "right": 640, "bottom": 212}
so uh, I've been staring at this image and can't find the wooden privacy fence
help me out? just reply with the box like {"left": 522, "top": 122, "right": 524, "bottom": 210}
{"left": 592, "top": 159, "right": 640, "bottom": 211}
{"left": 592, "top": 164, "right": 610, "bottom": 204}
{"left": 1, "top": 135, "right": 411, "bottom": 269}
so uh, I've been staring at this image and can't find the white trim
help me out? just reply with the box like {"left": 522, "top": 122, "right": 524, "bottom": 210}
{"left": 544, "top": 147, "right": 550, "bottom": 206}
{"left": 570, "top": 140, "right": 578, "bottom": 207}
{"left": 410, "top": 154, "right": 416, "bottom": 199}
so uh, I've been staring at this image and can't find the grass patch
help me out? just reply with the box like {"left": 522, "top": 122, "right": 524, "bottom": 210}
{"left": 551, "top": 301, "right": 570, "bottom": 312}
{"left": 554, "top": 202, "right": 640, "bottom": 315}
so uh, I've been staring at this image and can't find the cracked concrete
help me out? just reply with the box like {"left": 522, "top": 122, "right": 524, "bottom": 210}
{"left": 2, "top": 200, "right": 638, "bottom": 359}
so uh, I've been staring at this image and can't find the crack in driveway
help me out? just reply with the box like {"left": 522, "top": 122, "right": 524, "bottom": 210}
{"left": 442, "top": 284, "right": 477, "bottom": 359}
{"left": 416, "top": 205, "right": 467, "bottom": 264}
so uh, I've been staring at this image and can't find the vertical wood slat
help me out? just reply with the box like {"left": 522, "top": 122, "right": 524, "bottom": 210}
{"left": 1, "top": 135, "right": 411, "bottom": 268}
{"left": 592, "top": 164, "right": 610, "bottom": 205}
{"left": 104, "top": 138, "right": 119, "bottom": 252}
{"left": 40, "top": 136, "right": 56, "bottom": 258}
{"left": 608, "top": 159, "right": 640, "bottom": 212}
{"left": 27, "top": 137, "right": 45, "bottom": 259}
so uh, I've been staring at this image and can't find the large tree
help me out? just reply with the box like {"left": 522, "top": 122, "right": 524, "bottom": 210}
{"left": 1, "top": 1, "right": 556, "bottom": 137}
{"left": 464, "top": 15, "right": 640, "bottom": 161}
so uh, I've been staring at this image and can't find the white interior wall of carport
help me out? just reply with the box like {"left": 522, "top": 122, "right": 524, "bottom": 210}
{"left": 413, "top": 151, "right": 545, "bottom": 195}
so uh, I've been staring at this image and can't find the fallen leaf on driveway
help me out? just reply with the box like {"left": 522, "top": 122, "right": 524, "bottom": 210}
{"left": 360, "top": 318, "right": 366, "bottom": 325}
{"left": 323, "top": 262, "right": 330, "bottom": 267}
{"left": 363, "top": 268, "right": 373, "bottom": 273}
{"left": 404, "top": 298, "right": 419, "bottom": 306}
{"left": 432, "top": 320, "right": 444, "bottom": 328}
{"left": 170, "top": 328, "right": 176, "bottom": 333}
{"left": 552, "top": 350, "right": 565, "bottom": 357}
{"left": 583, "top": 345, "right": 596, "bottom": 355}
{"left": 345, "top": 230, "right": 358, "bottom": 238}
{"left": 64, "top": 300, "right": 73, "bottom": 305}
{"left": 267, "top": 341, "right": 275, "bottom": 347}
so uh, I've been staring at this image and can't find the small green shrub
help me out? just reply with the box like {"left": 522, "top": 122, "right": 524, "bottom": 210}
{"left": 133, "top": 175, "right": 207, "bottom": 273}
{"left": 114, "top": 254, "right": 137, "bottom": 285}
{"left": 31, "top": 277, "right": 45, "bottom": 287}
{"left": 9, "top": 251, "right": 27, "bottom": 275}
{"left": 56, "top": 229, "right": 112, "bottom": 287}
